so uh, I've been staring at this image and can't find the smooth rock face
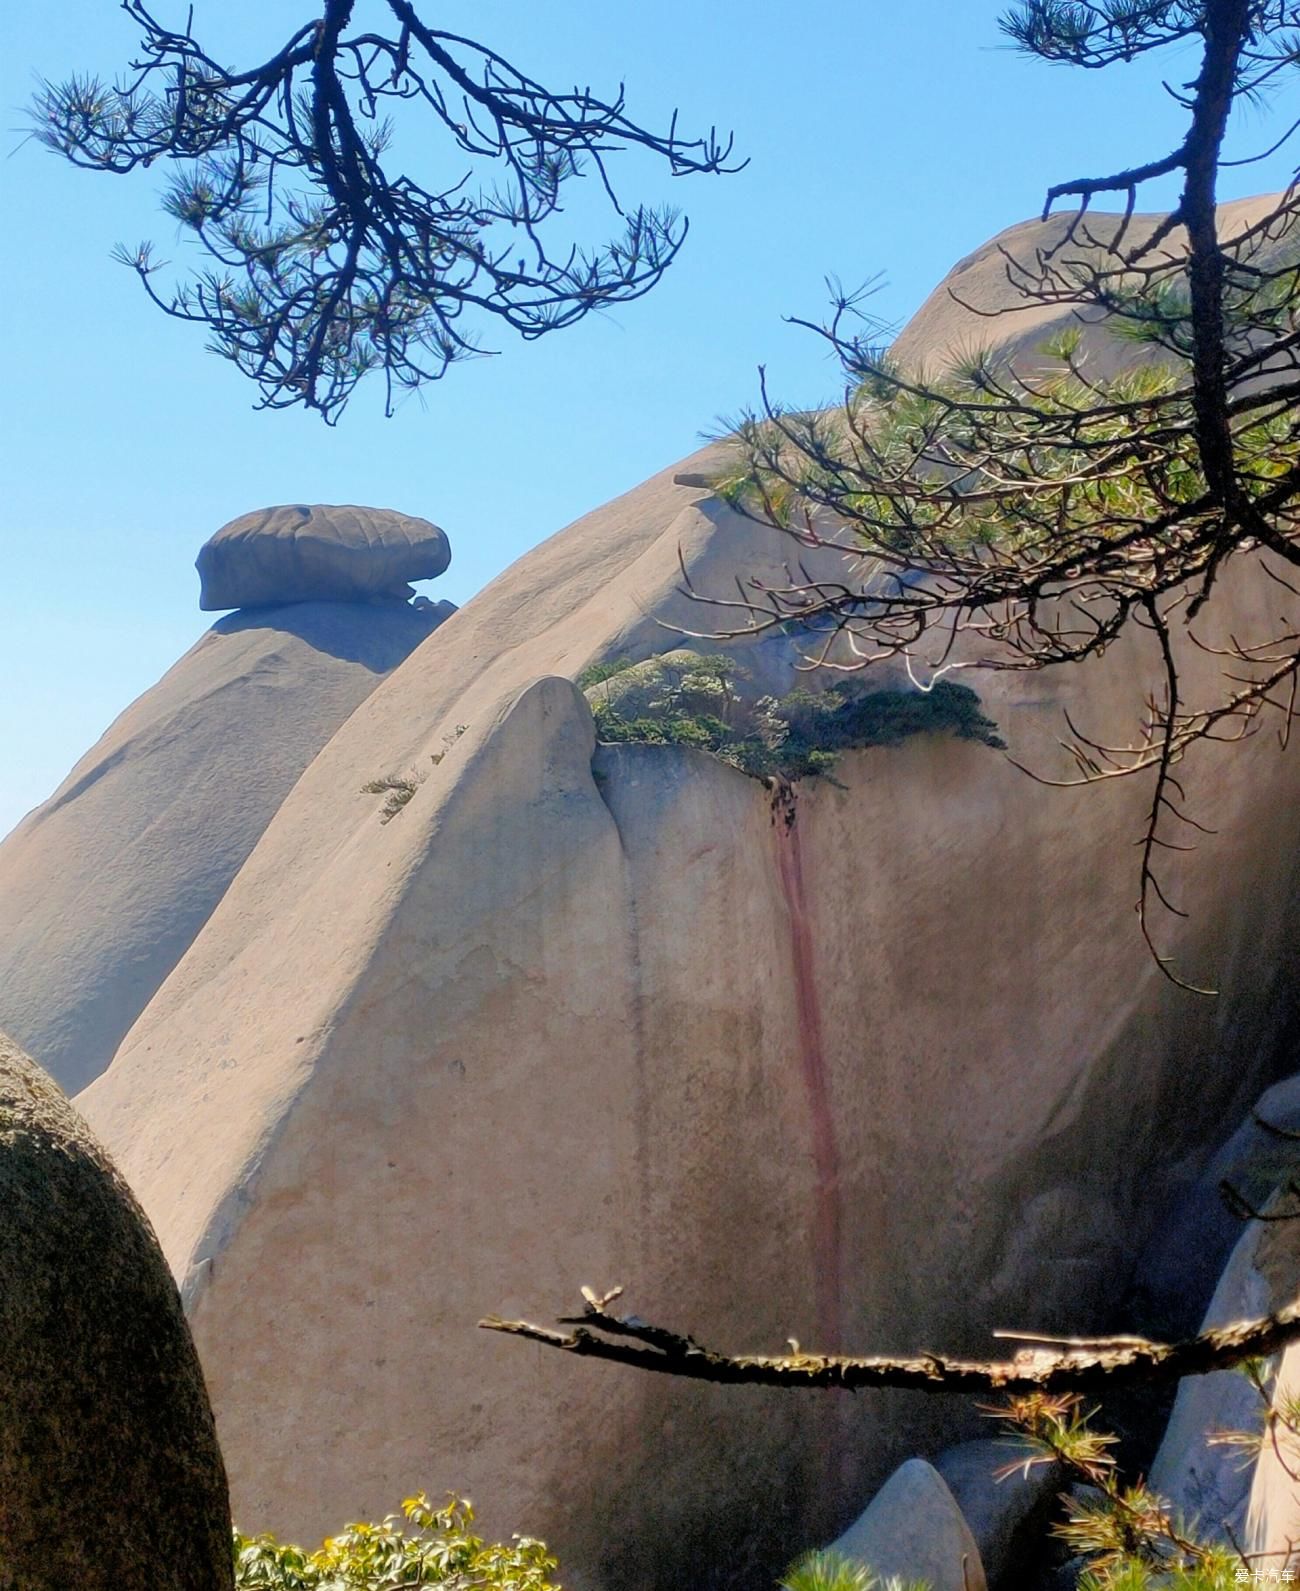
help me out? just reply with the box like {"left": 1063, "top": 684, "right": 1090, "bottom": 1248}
{"left": 197, "top": 503, "right": 452, "bottom": 609}
{"left": 0, "top": 1030, "right": 232, "bottom": 1589}
{"left": 830, "top": 1459, "right": 987, "bottom": 1591}
{"left": 1148, "top": 1221, "right": 1274, "bottom": 1539}
{"left": 890, "top": 193, "right": 1289, "bottom": 385}
{"left": 0, "top": 600, "right": 445, "bottom": 1091}
{"left": 935, "top": 1439, "right": 1063, "bottom": 1588}
{"left": 1145, "top": 1072, "right": 1300, "bottom": 1544}
{"left": 1247, "top": 1338, "right": 1300, "bottom": 1573}
{"left": 1238, "top": 1197, "right": 1300, "bottom": 1568}
{"left": 73, "top": 202, "right": 1300, "bottom": 1590}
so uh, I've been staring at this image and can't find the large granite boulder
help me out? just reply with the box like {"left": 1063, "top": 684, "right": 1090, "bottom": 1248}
{"left": 1246, "top": 1326, "right": 1300, "bottom": 1573}
{"left": 68, "top": 202, "right": 1300, "bottom": 1591}
{"left": 0, "top": 1030, "right": 232, "bottom": 1589}
{"left": 1147, "top": 1086, "right": 1300, "bottom": 1550}
{"left": 197, "top": 504, "right": 451, "bottom": 610}
{"left": 1134, "top": 1071, "right": 1300, "bottom": 1340}
{"left": 890, "top": 192, "right": 1287, "bottom": 384}
{"left": 0, "top": 600, "right": 448, "bottom": 1091}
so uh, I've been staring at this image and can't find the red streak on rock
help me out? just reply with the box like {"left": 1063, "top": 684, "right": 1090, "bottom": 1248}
{"left": 772, "top": 786, "right": 842, "bottom": 1353}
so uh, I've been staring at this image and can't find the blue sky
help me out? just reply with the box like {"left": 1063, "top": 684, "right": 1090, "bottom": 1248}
{"left": 2, "top": 2, "right": 1295, "bottom": 839}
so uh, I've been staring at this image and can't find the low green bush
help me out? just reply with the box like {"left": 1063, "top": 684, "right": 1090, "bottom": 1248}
{"left": 579, "top": 652, "right": 1004, "bottom": 782}
{"left": 233, "top": 1493, "right": 559, "bottom": 1590}
{"left": 779, "top": 1548, "right": 930, "bottom": 1590}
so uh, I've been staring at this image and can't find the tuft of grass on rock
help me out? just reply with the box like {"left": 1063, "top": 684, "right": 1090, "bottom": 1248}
{"left": 361, "top": 771, "right": 423, "bottom": 823}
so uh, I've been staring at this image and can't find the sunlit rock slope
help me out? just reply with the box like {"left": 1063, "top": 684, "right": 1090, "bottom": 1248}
{"left": 0, "top": 528, "right": 451, "bottom": 1091}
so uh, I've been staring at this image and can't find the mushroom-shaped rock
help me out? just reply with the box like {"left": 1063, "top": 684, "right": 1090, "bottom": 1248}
{"left": 197, "top": 503, "right": 451, "bottom": 610}
{"left": 0, "top": 1030, "right": 232, "bottom": 1588}
{"left": 829, "top": 1458, "right": 988, "bottom": 1591}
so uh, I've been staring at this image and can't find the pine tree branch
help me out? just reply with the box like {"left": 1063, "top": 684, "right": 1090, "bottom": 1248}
{"left": 480, "top": 1285, "right": 1300, "bottom": 1394}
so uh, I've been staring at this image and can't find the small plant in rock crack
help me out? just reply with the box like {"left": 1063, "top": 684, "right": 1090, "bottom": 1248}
{"left": 363, "top": 727, "right": 468, "bottom": 820}
{"left": 361, "top": 770, "right": 424, "bottom": 823}
{"left": 429, "top": 724, "right": 468, "bottom": 766}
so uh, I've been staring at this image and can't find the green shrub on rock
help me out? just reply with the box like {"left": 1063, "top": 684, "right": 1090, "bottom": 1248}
{"left": 579, "top": 651, "right": 1004, "bottom": 782}
{"left": 233, "top": 1494, "right": 559, "bottom": 1590}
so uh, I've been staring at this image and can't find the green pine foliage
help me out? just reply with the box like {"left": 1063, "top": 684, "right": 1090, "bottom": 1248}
{"left": 778, "top": 1548, "right": 931, "bottom": 1590}
{"left": 993, "top": 1393, "right": 1256, "bottom": 1589}
{"left": 579, "top": 652, "right": 1004, "bottom": 781}
{"left": 233, "top": 1493, "right": 559, "bottom": 1590}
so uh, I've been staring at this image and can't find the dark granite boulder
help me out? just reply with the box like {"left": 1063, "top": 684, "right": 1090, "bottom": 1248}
{"left": 0, "top": 1030, "right": 233, "bottom": 1589}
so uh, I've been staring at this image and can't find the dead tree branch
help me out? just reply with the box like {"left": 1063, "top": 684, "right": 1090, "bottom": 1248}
{"left": 481, "top": 1284, "right": 1300, "bottom": 1395}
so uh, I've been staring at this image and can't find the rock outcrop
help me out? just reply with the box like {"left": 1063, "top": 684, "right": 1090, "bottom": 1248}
{"left": 197, "top": 503, "right": 451, "bottom": 609}
{"left": 935, "top": 1439, "right": 1063, "bottom": 1588}
{"left": 1246, "top": 1324, "right": 1300, "bottom": 1573}
{"left": 61, "top": 203, "right": 1300, "bottom": 1590}
{"left": 890, "top": 192, "right": 1289, "bottom": 384}
{"left": 829, "top": 1458, "right": 987, "bottom": 1591}
{"left": 0, "top": 1030, "right": 232, "bottom": 1589}
{"left": 1148, "top": 1079, "right": 1300, "bottom": 1554}
{"left": 1148, "top": 1219, "right": 1275, "bottom": 1541}
{"left": 0, "top": 592, "right": 450, "bottom": 1093}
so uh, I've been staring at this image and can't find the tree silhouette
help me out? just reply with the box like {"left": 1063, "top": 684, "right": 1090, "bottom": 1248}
{"left": 35, "top": 0, "right": 739, "bottom": 422}
{"left": 699, "top": 0, "right": 1300, "bottom": 989}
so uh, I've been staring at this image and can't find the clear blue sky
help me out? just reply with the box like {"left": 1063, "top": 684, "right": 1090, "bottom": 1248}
{"left": 2, "top": 2, "right": 1295, "bottom": 839}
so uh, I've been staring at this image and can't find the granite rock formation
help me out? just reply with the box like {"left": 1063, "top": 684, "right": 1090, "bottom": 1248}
{"left": 828, "top": 1459, "right": 987, "bottom": 1591}
{"left": 0, "top": 568, "right": 452, "bottom": 1092}
{"left": 57, "top": 202, "right": 1300, "bottom": 1588}
{"left": 197, "top": 503, "right": 451, "bottom": 610}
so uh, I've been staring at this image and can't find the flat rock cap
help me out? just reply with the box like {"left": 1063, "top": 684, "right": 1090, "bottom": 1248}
{"left": 196, "top": 503, "right": 451, "bottom": 611}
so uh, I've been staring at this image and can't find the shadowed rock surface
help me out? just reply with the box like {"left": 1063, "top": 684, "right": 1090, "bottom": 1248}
{"left": 0, "top": 1029, "right": 232, "bottom": 1589}
{"left": 0, "top": 599, "right": 448, "bottom": 1092}
{"left": 197, "top": 503, "right": 451, "bottom": 610}
{"left": 935, "top": 1439, "right": 1063, "bottom": 1589}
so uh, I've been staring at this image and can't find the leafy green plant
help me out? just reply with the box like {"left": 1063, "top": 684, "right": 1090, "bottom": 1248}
{"left": 233, "top": 1493, "right": 559, "bottom": 1590}
{"left": 575, "top": 658, "right": 638, "bottom": 690}
{"left": 778, "top": 1548, "right": 930, "bottom": 1591}
{"left": 581, "top": 651, "right": 1004, "bottom": 782}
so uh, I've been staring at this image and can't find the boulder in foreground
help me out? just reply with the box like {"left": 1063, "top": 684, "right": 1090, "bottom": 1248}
{"left": 0, "top": 1029, "right": 232, "bottom": 1589}
{"left": 829, "top": 1458, "right": 987, "bottom": 1591}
